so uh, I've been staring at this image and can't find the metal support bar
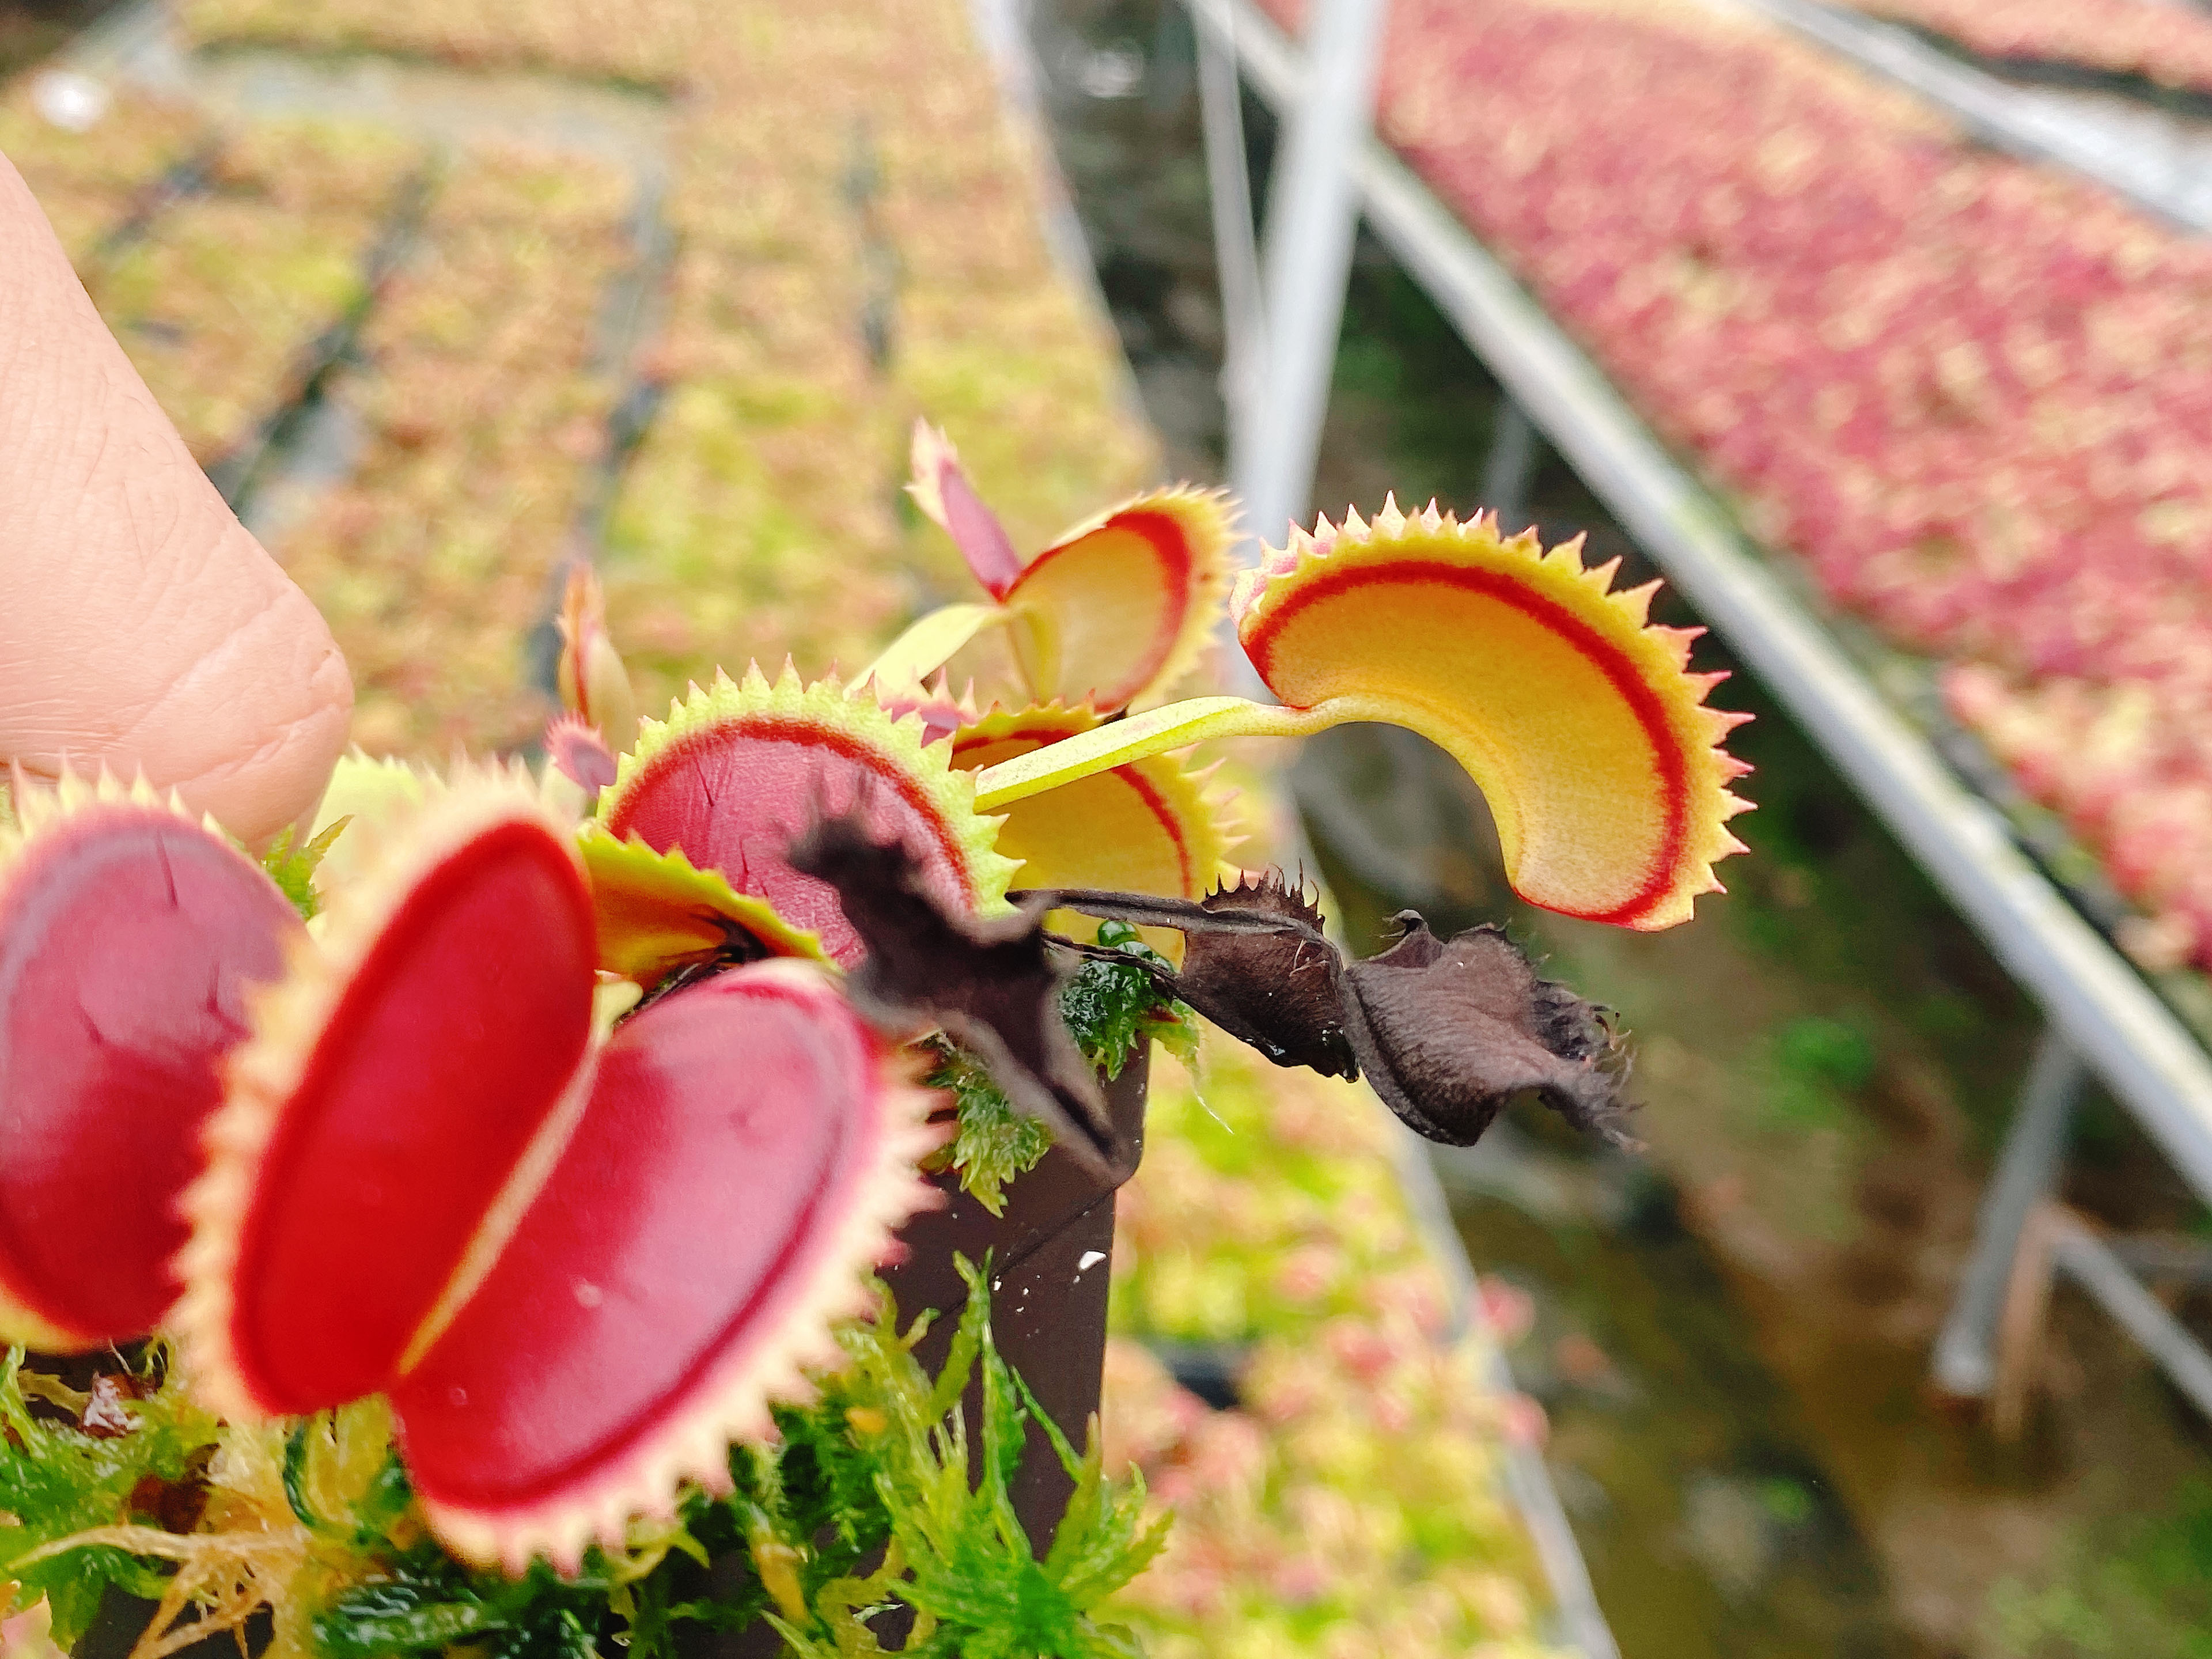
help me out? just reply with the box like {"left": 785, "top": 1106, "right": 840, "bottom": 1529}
{"left": 1480, "top": 397, "right": 1540, "bottom": 535}
{"left": 2108, "top": 1236, "right": 2212, "bottom": 1285}
{"left": 1933, "top": 1030, "right": 2082, "bottom": 1397}
{"left": 1196, "top": 15, "right": 1265, "bottom": 441}
{"left": 1187, "top": 0, "right": 2212, "bottom": 1209}
{"left": 2052, "top": 1214, "right": 2212, "bottom": 1421}
{"left": 1226, "top": 0, "right": 1388, "bottom": 556}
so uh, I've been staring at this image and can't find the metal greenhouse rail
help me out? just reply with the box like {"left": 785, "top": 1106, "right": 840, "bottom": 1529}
{"left": 1723, "top": 0, "right": 2212, "bottom": 236}
{"left": 1184, "top": 0, "right": 2212, "bottom": 1475}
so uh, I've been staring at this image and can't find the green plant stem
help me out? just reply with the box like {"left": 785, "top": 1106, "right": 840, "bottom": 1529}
{"left": 971, "top": 696, "right": 1328, "bottom": 809}
{"left": 858, "top": 603, "right": 1010, "bottom": 691}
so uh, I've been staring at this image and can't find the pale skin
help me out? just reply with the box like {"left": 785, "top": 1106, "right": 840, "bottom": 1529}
{"left": 0, "top": 153, "right": 350, "bottom": 846}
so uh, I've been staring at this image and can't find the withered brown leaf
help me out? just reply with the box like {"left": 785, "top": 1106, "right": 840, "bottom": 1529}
{"left": 1013, "top": 875, "right": 1353, "bottom": 1075}
{"left": 1027, "top": 881, "right": 1629, "bottom": 1150}
{"left": 1157, "top": 873, "right": 1354, "bottom": 1077}
{"left": 787, "top": 814, "right": 1127, "bottom": 1177}
{"left": 1341, "top": 914, "right": 1628, "bottom": 1147}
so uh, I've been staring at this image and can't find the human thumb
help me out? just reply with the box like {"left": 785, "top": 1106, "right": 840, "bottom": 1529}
{"left": 0, "top": 151, "right": 351, "bottom": 846}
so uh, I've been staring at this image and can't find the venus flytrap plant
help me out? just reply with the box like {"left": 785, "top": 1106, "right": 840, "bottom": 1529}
{"left": 874, "top": 422, "right": 1236, "bottom": 716}
{"left": 0, "top": 768, "right": 945, "bottom": 1573}
{"left": 554, "top": 565, "right": 638, "bottom": 760}
{"left": 592, "top": 664, "right": 1024, "bottom": 972}
{"left": 0, "top": 747, "right": 1175, "bottom": 1589}
{"left": 974, "top": 499, "right": 1753, "bottom": 931}
{"left": 876, "top": 426, "right": 1747, "bottom": 926}
{"left": 0, "top": 772, "right": 306, "bottom": 1351}
{"left": 944, "top": 703, "right": 1241, "bottom": 963}
{"left": 851, "top": 461, "right": 1754, "bottom": 1144}
{"left": 0, "top": 445, "right": 1747, "bottom": 1654}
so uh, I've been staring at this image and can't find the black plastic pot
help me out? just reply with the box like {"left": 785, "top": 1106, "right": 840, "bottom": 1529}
{"left": 695, "top": 1055, "right": 1151, "bottom": 1657}
{"left": 880, "top": 1051, "right": 1150, "bottom": 1551}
